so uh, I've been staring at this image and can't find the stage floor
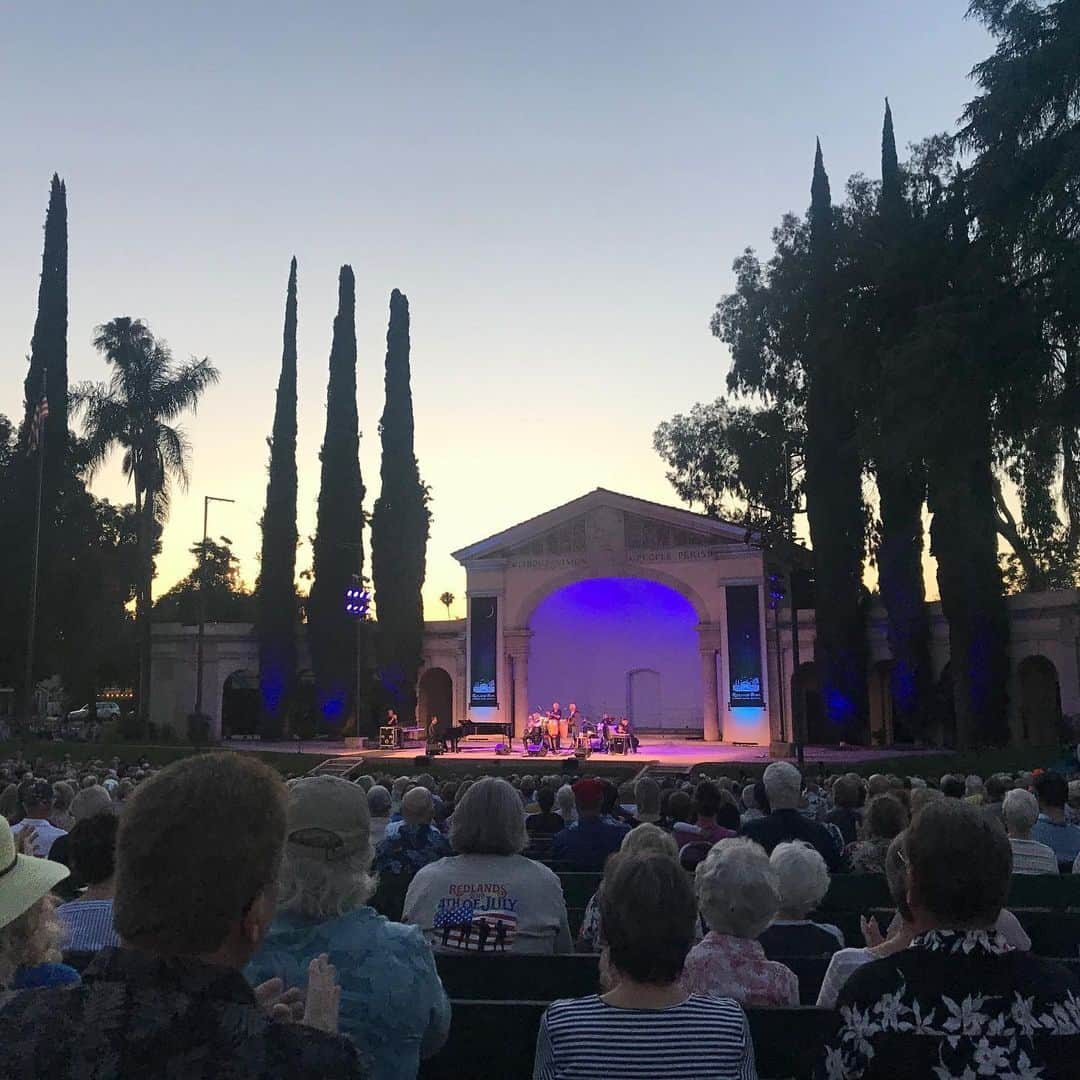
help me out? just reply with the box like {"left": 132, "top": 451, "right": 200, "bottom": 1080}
{"left": 244, "top": 735, "right": 948, "bottom": 772}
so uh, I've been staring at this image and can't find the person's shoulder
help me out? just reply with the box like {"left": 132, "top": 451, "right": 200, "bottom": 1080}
{"left": 682, "top": 993, "right": 748, "bottom": 1023}
{"left": 835, "top": 951, "right": 907, "bottom": 1006}
{"left": 543, "top": 994, "right": 603, "bottom": 1025}
{"left": 1006, "top": 951, "right": 1080, "bottom": 994}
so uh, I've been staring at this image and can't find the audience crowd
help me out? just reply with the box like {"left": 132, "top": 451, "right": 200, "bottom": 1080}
{"left": 0, "top": 748, "right": 1079, "bottom": 1076}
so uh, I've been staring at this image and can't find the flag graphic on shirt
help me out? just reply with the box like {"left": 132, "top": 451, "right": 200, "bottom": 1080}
{"left": 434, "top": 893, "right": 518, "bottom": 952}
{"left": 27, "top": 395, "right": 49, "bottom": 455}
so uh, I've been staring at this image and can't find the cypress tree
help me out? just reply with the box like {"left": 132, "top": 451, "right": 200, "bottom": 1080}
{"left": 873, "top": 101, "right": 933, "bottom": 742}
{"left": 803, "top": 141, "right": 869, "bottom": 742}
{"left": 307, "top": 266, "right": 367, "bottom": 731}
{"left": 371, "top": 289, "right": 430, "bottom": 726}
{"left": 256, "top": 257, "right": 300, "bottom": 737}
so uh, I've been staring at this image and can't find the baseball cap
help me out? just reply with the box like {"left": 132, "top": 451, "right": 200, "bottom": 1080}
{"left": 285, "top": 775, "right": 371, "bottom": 861}
{"left": 572, "top": 778, "right": 605, "bottom": 810}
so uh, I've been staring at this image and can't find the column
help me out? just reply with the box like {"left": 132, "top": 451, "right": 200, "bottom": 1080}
{"left": 504, "top": 629, "right": 533, "bottom": 740}
{"left": 701, "top": 646, "right": 721, "bottom": 742}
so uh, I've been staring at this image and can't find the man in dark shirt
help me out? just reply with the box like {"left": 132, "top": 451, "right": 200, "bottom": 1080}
{"left": 821, "top": 801, "right": 1080, "bottom": 1079}
{"left": 741, "top": 762, "right": 843, "bottom": 871}
{"left": 526, "top": 785, "right": 566, "bottom": 837}
{"left": 0, "top": 753, "right": 364, "bottom": 1079}
{"left": 552, "top": 779, "right": 628, "bottom": 871}
{"left": 823, "top": 773, "right": 863, "bottom": 846}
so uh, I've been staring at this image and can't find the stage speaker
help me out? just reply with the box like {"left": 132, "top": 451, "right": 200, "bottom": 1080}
{"left": 574, "top": 748, "right": 590, "bottom": 761}
{"left": 495, "top": 743, "right": 511, "bottom": 756}
{"left": 526, "top": 745, "right": 543, "bottom": 757}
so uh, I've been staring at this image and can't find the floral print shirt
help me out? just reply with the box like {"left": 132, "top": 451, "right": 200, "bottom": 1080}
{"left": 820, "top": 928, "right": 1080, "bottom": 1079}
{"left": 680, "top": 932, "right": 799, "bottom": 1007}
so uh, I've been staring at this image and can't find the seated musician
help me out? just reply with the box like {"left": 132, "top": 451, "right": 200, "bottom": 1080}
{"left": 386, "top": 708, "right": 398, "bottom": 726}
{"left": 428, "top": 715, "right": 445, "bottom": 752}
{"left": 617, "top": 717, "right": 640, "bottom": 753}
{"left": 448, "top": 715, "right": 463, "bottom": 753}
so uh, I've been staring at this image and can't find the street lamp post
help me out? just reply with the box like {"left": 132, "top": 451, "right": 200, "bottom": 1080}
{"left": 194, "top": 495, "right": 235, "bottom": 718}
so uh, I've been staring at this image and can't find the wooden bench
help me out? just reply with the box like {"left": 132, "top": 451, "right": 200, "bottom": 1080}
{"left": 436, "top": 952, "right": 601, "bottom": 1001}
{"left": 419, "top": 1000, "right": 841, "bottom": 1080}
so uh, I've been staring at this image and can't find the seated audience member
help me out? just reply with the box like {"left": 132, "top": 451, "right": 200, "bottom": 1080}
{"left": 758, "top": 841, "right": 843, "bottom": 958}
{"left": 525, "top": 785, "right": 565, "bottom": 838}
{"left": 742, "top": 762, "right": 843, "bottom": 871}
{"left": 964, "top": 774, "right": 986, "bottom": 805}
{"left": 1031, "top": 770, "right": 1080, "bottom": 870}
{"left": 50, "top": 782, "right": 75, "bottom": 831}
{"left": 865, "top": 773, "right": 891, "bottom": 798}
{"left": 0, "top": 818, "right": 77, "bottom": 989}
{"left": 47, "top": 784, "right": 114, "bottom": 898}
{"left": 56, "top": 812, "right": 121, "bottom": 953}
{"left": 366, "top": 785, "right": 393, "bottom": 847}
{"left": 552, "top": 780, "right": 629, "bottom": 872}
{"left": 739, "top": 782, "right": 765, "bottom": 826}
{"left": 1004, "top": 788, "right": 1059, "bottom": 875}
{"left": 825, "top": 774, "right": 863, "bottom": 846}
{"left": 909, "top": 785, "right": 945, "bottom": 818}
{"left": 681, "top": 836, "right": 798, "bottom": 1007}
{"left": 554, "top": 784, "right": 577, "bottom": 826}
{"left": 601, "top": 780, "right": 639, "bottom": 828}
{"left": 673, "top": 781, "right": 739, "bottom": 850}
{"left": 374, "top": 787, "right": 452, "bottom": 879}
{"left": 404, "top": 777, "right": 572, "bottom": 954}
{"left": 817, "top": 833, "right": 915, "bottom": 1008}
{"left": 843, "top": 794, "right": 908, "bottom": 874}
{"left": 659, "top": 789, "right": 695, "bottom": 830}
{"left": 249, "top": 776, "right": 449, "bottom": 1080}
{"left": 10, "top": 779, "right": 67, "bottom": 857}
{"left": 534, "top": 853, "right": 755, "bottom": 1079}
{"left": 0, "top": 753, "right": 364, "bottom": 1078}
{"left": 577, "top": 824, "right": 680, "bottom": 953}
{"left": 633, "top": 777, "right": 662, "bottom": 824}
{"left": 940, "top": 774, "right": 966, "bottom": 799}
{"left": 822, "top": 800, "right": 1080, "bottom": 1078}
{"left": 983, "top": 773, "right": 1010, "bottom": 819}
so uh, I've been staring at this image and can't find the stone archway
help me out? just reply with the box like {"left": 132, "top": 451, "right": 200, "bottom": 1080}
{"left": 222, "top": 669, "right": 260, "bottom": 738}
{"left": 1018, "top": 655, "right": 1062, "bottom": 745}
{"left": 418, "top": 667, "right": 453, "bottom": 730}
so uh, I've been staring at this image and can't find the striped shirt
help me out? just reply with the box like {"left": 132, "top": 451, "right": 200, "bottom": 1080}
{"left": 1009, "top": 838, "right": 1060, "bottom": 875}
{"left": 57, "top": 899, "right": 120, "bottom": 952}
{"left": 533, "top": 993, "right": 756, "bottom": 1079}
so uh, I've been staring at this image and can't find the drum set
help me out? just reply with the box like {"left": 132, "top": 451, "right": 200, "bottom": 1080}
{"left": 522, "top": 712, "right": 634, "bottom": 757}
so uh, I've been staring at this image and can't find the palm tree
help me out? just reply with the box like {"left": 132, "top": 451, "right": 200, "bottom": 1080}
{"left": 439, "top": 591, "right": 455, "bottom": 619}
{"left": 72, "top": 317, "right": 219, "bottom": 730}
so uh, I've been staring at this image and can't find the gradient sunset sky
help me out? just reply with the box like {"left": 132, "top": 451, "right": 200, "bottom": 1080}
{"left": 0, "top": 2, "right": 991, "bottom": 616}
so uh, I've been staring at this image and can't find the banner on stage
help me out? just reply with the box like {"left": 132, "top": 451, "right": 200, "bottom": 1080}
{"left": 726, "top": 584, "right": 765, "bottom": 707}
{"left": 469, "top": 596, "right": 499, "bottom": 707}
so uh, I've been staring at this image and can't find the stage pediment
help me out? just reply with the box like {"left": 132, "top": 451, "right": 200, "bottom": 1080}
{"left": 452, "top": 488, "right": 753, "bottom": 567}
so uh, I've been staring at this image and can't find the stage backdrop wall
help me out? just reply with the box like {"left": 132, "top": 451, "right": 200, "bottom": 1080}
{"left": 527, "top": 577, "right": 703, "bottom": 731}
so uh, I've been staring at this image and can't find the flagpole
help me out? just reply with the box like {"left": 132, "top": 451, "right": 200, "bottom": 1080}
{"left": 21, "top": 369, "right": 47, "bottom": 732}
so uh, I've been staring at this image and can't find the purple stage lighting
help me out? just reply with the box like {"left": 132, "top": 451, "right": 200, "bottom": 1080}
{"left": 344, "top": 582, "right": 370, "bottom": 618}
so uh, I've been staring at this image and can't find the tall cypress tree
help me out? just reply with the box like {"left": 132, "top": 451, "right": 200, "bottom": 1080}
{"left": 873, "top": 101, "right": 932, "bottom": 742}
{"left": 372, "top": 289, "right": 430, "bottom": 726}
{"left": 803, "top": 141, "right": 869, "bottom": 742}
{"left": 307, "top": 266, "right": 366, "bottom": 731}
{"left": 256, "top": 257, "right": 300, "bottom": 737}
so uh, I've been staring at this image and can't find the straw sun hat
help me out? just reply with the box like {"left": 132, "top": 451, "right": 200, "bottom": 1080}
{"left": 0, "top": 818, "right": 69, "bottom": 929}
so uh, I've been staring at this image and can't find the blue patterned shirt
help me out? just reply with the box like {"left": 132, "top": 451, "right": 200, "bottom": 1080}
{"left": 57, "top": 898, "right": 121, "bottom": 952}
{"left": 248, "top": 906, "right": 450, "bottom": 1080}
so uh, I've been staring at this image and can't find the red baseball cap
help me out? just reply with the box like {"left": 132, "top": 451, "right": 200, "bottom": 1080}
{"left": 572, "top": 778, "right": 605, "bottom": 809}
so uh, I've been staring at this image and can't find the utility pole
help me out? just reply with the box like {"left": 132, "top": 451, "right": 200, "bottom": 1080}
{"left": 194, "top": 495, "right": 234, "bottom": 717}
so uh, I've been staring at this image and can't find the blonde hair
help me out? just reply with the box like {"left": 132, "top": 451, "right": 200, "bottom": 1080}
{"left": 620, "top": 822, "right": 678, "bottom": 858}
{"left": 0, "top": 896, "right": 63, "bottom": 988}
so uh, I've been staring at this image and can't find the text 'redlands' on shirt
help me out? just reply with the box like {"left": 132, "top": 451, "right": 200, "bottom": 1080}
{"left": 402, "top": 853, "right": 573, "bottom": 955}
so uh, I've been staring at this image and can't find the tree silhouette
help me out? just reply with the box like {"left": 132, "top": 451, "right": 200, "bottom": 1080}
{"left": 256, "top": 258, "right": 300, "bottom": 738}
{"left": 439, "top": 591, "right": 455, "bottom": 619}
{"left": 73, "top": 318, "right": 219, "bottom": 728}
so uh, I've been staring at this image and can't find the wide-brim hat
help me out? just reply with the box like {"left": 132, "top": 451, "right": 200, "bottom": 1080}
{"left": 0, "top": 819, "right": 69, "bottom": 929}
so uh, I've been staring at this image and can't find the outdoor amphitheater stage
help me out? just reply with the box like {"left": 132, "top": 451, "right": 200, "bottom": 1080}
{"left": 248, "top": 735, "right": 946, "bottom": 773}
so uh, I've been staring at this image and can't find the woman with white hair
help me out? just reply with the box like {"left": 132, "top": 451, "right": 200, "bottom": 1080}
{"left": 555, "top": 783, "right": 577, "bottom": 826}
{"left": 757, "top": 841, "right": 844, "bottom": 957}
{"left": 403, "top": 777, "right": 572, "bottom": 955}
{"left": 1004, "top": 788, "right": 1059, "bottom": 875}
{"left": 576, "top": 823, "right": 681, "bottom": 953}
{"left": 680, "top": 836, "right": 798, "bottom": 1006}
{"left": 366, "top": 784, "right": 393, "bottom": 847}
{"left": 247, "top": 775, "right": 450, "bottom": 1080}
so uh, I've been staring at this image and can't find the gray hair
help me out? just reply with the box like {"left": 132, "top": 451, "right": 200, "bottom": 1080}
{"left": 762, "top": 762, "right": 801, "bottom": 811}
{"left": 1003, "top": 788, "right": 1039, "bottom": 836}
{"left": 965, "top": 775, "right": 985, "bottom": 796}
{"left": 277, "top": 850, "right": 377, "bottom": 920}
{"left": 621, "top": 822, "right": 678, "bottom": 858}
{"left": 695, "top": 837, "right": 780, "bottom": 939}
{"left": 741, "top": 784, "right": 758, "bottom": 811}
{"left": 449, "top": 777, "right": 527, "bottom": 855}
{"left": 770, "top": 841, "right": 830, "bottom": 918}
{"left": 402, "top": 786, "right": 434, "bottom": 825}
{"left": 555, "top": 784, "right": 577, "bottom": 822}
{"left": 366, "top": 785, "right": 391, "bottom": 816}
{"left": 70, "top": 785, "right": 114, "bottom": 822}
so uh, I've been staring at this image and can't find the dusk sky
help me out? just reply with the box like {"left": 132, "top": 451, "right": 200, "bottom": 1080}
{"left": 0, "top": 2, "right": 992, "bottom": 616}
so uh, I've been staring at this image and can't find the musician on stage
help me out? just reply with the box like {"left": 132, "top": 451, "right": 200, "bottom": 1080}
{"left": 565, "top": 703, "right": 580, "bottom": 739}
{"left": 599, "top": 714, "right": 613, "bottom": 753}
{"left": 547, "top": 711, "right": 562, "bottom": 752}
{"left": 386, "top": 709, "right": 398, "bottom": 726}
{"left": 448, "top": 715, "right": 463, "bottom": 753}
{"left": 617, "top": 716, "right": 640, "bottom": 753}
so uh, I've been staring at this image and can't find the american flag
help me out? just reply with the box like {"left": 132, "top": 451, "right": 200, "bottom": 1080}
{"left": 27, "top": 394, "right": 49, "bottom": 455}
